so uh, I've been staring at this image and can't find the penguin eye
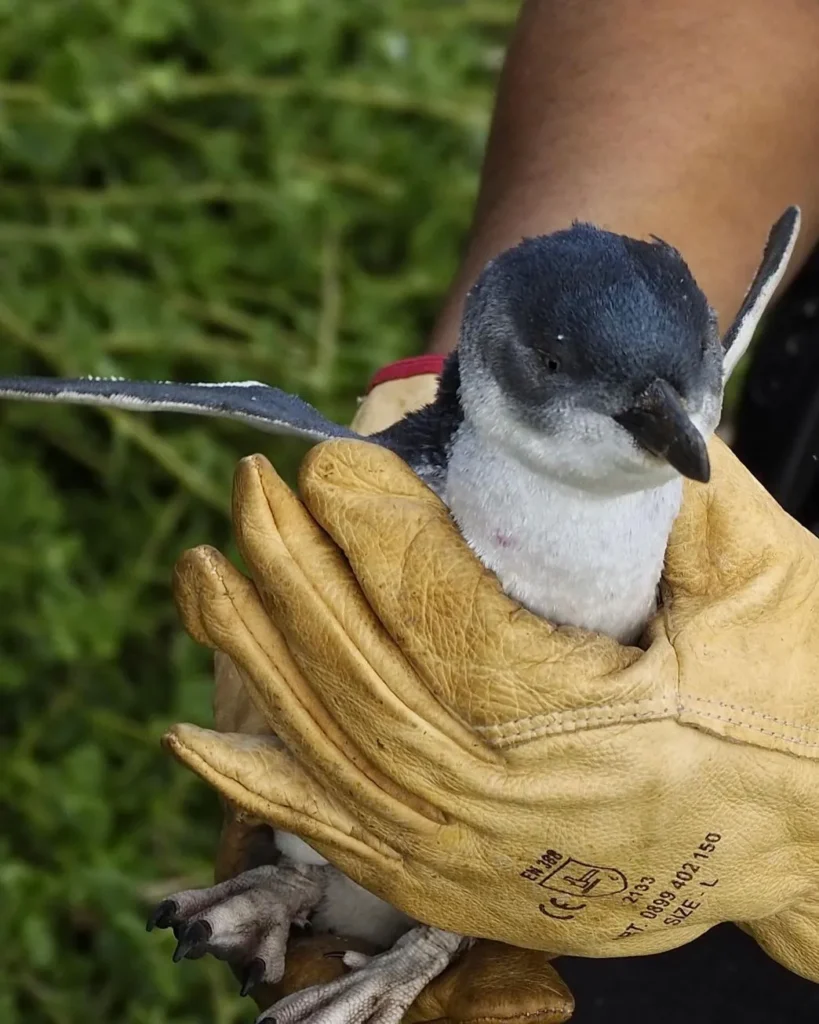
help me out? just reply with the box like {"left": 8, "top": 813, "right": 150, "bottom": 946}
{"left": 545, "top": 355, "right": 561, "bottom": 373}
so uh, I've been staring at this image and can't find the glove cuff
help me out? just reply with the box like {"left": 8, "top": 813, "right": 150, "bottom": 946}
{"left": 367, "top": 355, "right": 447, "bottom": 391}
{"left": 351, "top": 355, "right": 445, "bottom": 435}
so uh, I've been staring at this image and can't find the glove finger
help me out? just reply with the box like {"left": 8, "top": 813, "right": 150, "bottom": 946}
{"left": 173, "top": 542, "right": 443, "bottom": 841}
{"left": 743, "top": 907, "right": 819, "bottom": 985}
{"left": 163, "top": 723, "right": 401, "bottom": 866}
{"left": 406, "top": 941, "right": 574, "bottom": 1024}
{"left": 231, "top": 454, "right": 513, "bottom": 799}
{"left": 665, "top": 437, "right": 813, "bottom": 601}
{"left": 296, "top": 440, "right": 668, "bottom": 747}
{"left": 163, "top": 723, "right": 443, "bottom": 912}
{"left": 662, "top": 436, "right": 819, "bottom": 753}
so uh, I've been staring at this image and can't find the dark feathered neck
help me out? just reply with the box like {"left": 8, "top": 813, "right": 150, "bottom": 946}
{"left": 372, "top": 350, "right": 463, "bottom": 475}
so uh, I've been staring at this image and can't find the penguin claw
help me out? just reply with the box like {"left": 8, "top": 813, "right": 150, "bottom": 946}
{"left": 172, "top": 919, "right": 213, "bottom": 962}
{"left": 146, "top": 899, "right": 177, "bottom": 932}
{"left": 240, "top": 957, "right": 267, "bottom": 997}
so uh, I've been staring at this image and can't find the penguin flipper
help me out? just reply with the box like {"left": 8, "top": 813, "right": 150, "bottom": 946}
{"left": 0, "top": 375, "right": 358, "bottom": 444}
{"left": 722, "top": 206, "right": 801, "bottom": 380}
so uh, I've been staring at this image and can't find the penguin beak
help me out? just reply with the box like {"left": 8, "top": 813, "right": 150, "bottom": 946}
{"left": 614, "top": 379, "right": 711, "bottom": 483}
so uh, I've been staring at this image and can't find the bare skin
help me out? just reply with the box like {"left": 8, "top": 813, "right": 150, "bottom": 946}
{"left": 154, "top": 3, "right": 819, "bottom": 1022}
{"left": 427, "top": 0, "right": 819, "bottom": 355}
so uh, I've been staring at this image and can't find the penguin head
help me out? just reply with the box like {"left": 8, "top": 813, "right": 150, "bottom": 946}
{"left": 457, "top": 224, "right": 723, "bottom": 493}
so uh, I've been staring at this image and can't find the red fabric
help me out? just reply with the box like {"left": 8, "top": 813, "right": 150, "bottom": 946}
{"left": 368, "top": 355, "right": 446, "bottom": 392}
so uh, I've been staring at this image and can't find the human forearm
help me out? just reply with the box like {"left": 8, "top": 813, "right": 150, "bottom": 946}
{"left": 428, "top": 0, "right": 819, "bottom": 354}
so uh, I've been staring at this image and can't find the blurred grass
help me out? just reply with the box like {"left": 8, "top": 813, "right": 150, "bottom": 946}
{"left": 0, "top": 1, "right": 517, "bottom": 1021}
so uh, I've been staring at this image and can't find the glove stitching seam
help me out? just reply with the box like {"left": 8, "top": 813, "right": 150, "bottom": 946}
{"left": 680, "top": 706, "right": 819, "bottom": 747}
{"left": 474, "top": 699, "right": 674, "bottom": 742}
{"left": 683, "top": 694, "right": 819, "bottom": 734}
{"left": 475, "top": 698, "right": 819, "bottom": 748}
{"left": 462, "top": 1011, "right": 571, "bottom": 1023}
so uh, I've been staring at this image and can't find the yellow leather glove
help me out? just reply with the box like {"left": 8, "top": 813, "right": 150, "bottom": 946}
{"left": 204, "top": 360, "right": 574, "bottom": 1023}
{"left": 166, "top": 421, "right": 819, "bottom": 983}
{"left": 210, "top": 653, "right": 573, "bottom": 1024}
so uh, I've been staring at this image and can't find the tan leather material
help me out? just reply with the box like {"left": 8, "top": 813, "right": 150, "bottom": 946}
{"left": 166, "top": 432, "right": 819, "bottom": 983}
{"left": 663, "top": 447, "right": 819, "bottom": 758}
{"left": 349, "top": 376, "right": 440, "bottom": 435}
{"left": 199, "top": 378, "right": 573, "bottom": 1021}
{"left": 404, "top": 942, "right": 573, "bottom": 1024}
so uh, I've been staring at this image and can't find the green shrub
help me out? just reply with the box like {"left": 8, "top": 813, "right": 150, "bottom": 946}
{"left": 0, "top": 1, "right": 514, "bottom": 1020}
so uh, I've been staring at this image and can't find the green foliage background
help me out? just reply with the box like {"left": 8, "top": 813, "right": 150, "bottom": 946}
{"left": 0, "top": 1, "right": 516, "bottom": 1020}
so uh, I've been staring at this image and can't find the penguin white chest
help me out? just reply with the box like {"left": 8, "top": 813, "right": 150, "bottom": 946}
{"left": 444, "top": 430, "right": 683, "bottom": 644}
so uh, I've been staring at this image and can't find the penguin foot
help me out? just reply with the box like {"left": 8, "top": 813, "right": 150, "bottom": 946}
{"left": 255, "top": 926, "right": 469, "bottom": 1024}
{"left": 147, "top": 861, "right": 327, "bottom": 992}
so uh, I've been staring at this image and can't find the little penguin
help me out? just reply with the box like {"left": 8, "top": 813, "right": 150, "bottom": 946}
{"left": 0, "top": 207, "right": 800, "bottom": 1024}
